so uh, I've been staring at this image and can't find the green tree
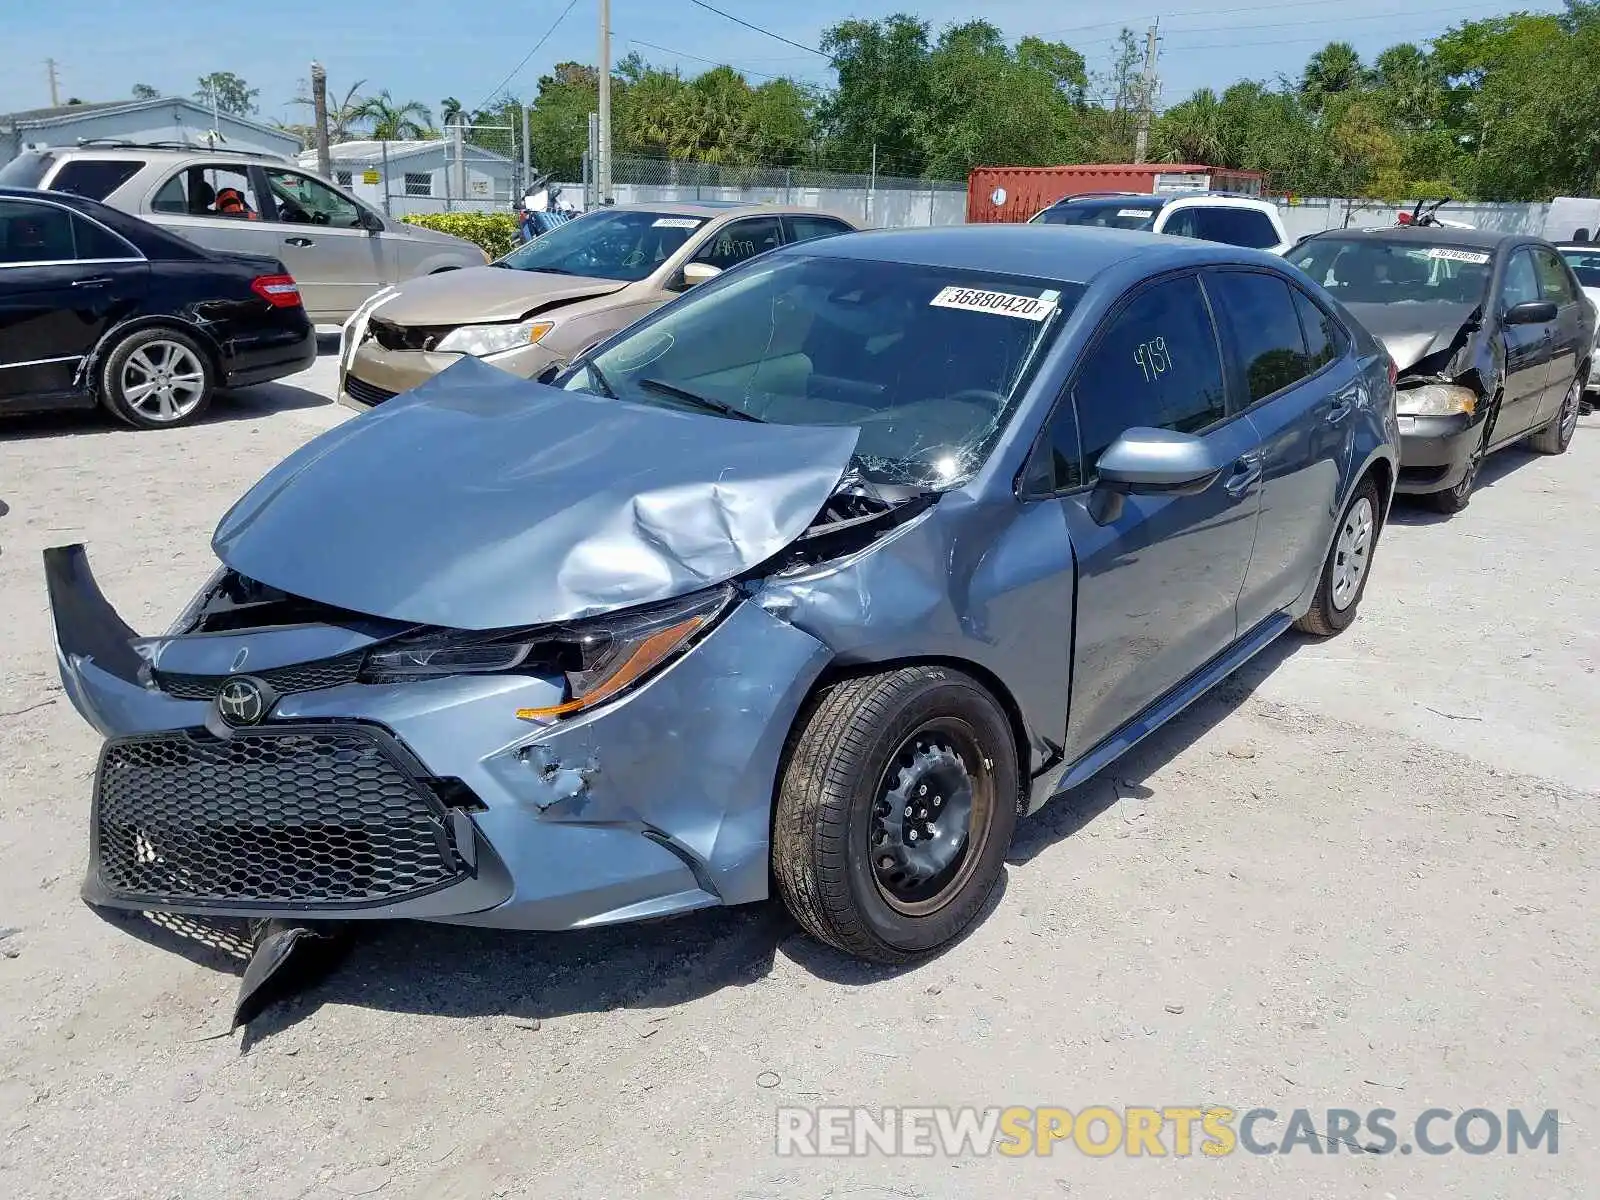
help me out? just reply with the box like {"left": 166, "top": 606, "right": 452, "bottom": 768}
{"left": 287, "top": 77, "right": 368, "bottom": 144}
{"left": 817, "top": 14, "right": 933, "bottom": 175}
{"left": 357, "top": 91, "right": 435, "bottom": 140}
{"left": 1300, "top": 42, "right": 1366, "bottom": 113}
{"left": 195, "top": 71, "right": 259, "bottom": 116}
{"left": 131, "top": 83, "right": 160, "bottom": 101}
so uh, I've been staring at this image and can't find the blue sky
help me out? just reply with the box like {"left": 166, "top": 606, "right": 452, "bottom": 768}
{"left": 5, "top": 0, "right": 1562, "bottom": 128}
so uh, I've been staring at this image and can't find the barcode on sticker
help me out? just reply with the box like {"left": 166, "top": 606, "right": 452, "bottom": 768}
{"left": 930, "top": 286, "right": 1057, "bottom": 321}
{"left": 1427, "top": 247, "right": 1490, "bottom": 264}
{"left": 653, "top": 217, "right": 702, "bottom": 229}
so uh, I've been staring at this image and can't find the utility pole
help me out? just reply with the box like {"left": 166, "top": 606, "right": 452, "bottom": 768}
{"left": 1133, "top": 21, "right": 1160, "bottom": 166}
{"left": 597, "top": 0, "right": 612, "bottom": 204}
{"left": 46, "top": 58, "right": 60, "bottom": 107}
{"left": 310, "top": 61, "right": 331, "bottom": 180}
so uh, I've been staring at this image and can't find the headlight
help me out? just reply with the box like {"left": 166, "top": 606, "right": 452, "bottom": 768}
{"left": 362, "top": 587, "right": 733, "bottom": 720}
{"left": 1395, "top": 384, "right": 1477, "bottom": 417}
{"left": 434, "top": 318, "right": 554, "bottom": 357}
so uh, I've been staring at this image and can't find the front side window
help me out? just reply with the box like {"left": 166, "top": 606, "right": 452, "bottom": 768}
{"left": 1072, "top": 274, "right": 1228, "bottom": 478}
{"left": 496, "top": 209, "right": 707, "bottom": 282}
{"left": 1501, "top": 250, "right": 1541, "bottom": 309}
{"left": 1205, "top": 270, "right": 1313, "bottom": 402}
{"left": 784, "top": 214, "right": 853, "bottom": 245}
{"left": 48, "top": 159, "right": 145, "bottom": 202}
{"left": 1032, "top": 199, "right": 1162, "bottom": 230}
{"left": 150, "top": 165, "right": 263, "bottom": 220}
{"left": 262, "top": 168, "right": 364, "bottom": 227}
{"left": 1558, "top": 246, "right": 1600, "bottom": 289}
{"left": 1288, "top": 237, "right": 1493, "bottom": 306}
{"left": 564, "top": 253, "right": 1082, "bottom": 485}
{"left": 1531, "top": 248, "right": 1577, "bottom": 304}
{"left": 692, "top": 217, "right": 784, "bottom": 271}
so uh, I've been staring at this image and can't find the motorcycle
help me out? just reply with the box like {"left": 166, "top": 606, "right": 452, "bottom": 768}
{"left": 1397, "top": 197, "right": 1476, "bottom": 230}
{"left": 516, "top": 173, "right": 578, "bottom": 244}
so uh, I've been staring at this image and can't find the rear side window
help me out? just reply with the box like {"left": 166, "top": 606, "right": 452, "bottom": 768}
{"left": 1166, "top": 206, "right": 1281, "bottom": 249}
{"left": 1072, "top": 274, "right": 1228, "bottom": 478}
{"left": 48, "top": 159, "right": 145, "bottom": 201}
{"left": 1205, "top": 270, "right": 1312, "bottom": 402}
{"left": 0, "top": 199, "right": 134, "bottom": 264}
{"left": 1293, "top": 288, "right": 1343, "bottom": 373}
{"left": 784, "top": 214, "right": 853, "bottom": 244}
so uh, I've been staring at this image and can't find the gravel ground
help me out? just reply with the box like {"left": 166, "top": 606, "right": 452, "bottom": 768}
{"left": 1, "top": 348, "right": 1595, "bottom": 1199}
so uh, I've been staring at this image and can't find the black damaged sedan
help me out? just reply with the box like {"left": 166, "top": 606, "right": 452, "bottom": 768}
{"left": 1287, "top": 228, "right": 1594, "bottom": 513}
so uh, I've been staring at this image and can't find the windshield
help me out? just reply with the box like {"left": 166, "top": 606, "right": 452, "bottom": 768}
{"left": 1287, "top": 237, "right": 1491, "bottom": 305}
{"left": 1558, "top": 247, "right": 1600, "bottom": 289}
{"left": 495, "top": 209, "right": 707, "bottom": 281}
{"left": 1031, "top": 198, "right": 1161, "bottom": 230}
{"left": 0, "top": 151, "right": 57, "bottom": 189}
{"left": 563, "top": 253, "right": 1082, "bottom": 486}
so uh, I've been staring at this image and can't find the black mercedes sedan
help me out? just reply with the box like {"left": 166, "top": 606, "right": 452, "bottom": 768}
{"left": 1286, "top": 227, "right": 1593, "bottom": 513}
{"left": 0, "top": 186, "right": 315, "bottom": 429}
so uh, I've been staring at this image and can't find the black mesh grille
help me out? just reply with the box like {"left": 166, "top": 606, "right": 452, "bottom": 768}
{"left": 151, "top": 650, "right": 365, "bottom": 701}
{"left": 344, "top": 374, "right": 398, "bottom": 407}
{"left": 94, "top": 726, "right": 466, "bottom": 907}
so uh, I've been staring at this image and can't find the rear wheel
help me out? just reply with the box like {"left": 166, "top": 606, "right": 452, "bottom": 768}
{"left": 1296, "top": 475, "right": 1382, "bottom": 637}
{"left": 99, "top": 328, "right": 214, "bottom": 429}
{"left": 772, "top": 666, "right": 1019, "bottom": 964}
{"left": 1528, "top": 373, "right": 1582, "bottom": 455}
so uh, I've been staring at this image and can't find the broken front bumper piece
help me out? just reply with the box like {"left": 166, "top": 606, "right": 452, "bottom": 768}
{"left": 45, "top": 544, "right": 833, "bottom": 931}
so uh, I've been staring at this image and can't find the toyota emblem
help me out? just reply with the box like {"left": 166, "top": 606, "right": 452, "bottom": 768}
{"left": 216, "top": 677, "right": 269, "bottom": 727}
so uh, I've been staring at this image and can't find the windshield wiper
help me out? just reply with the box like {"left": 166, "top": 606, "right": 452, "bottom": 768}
{"left": 636, "top": 378, "right": 762, "bottom": 422}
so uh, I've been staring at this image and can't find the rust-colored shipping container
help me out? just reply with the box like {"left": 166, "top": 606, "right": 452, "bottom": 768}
{"left": 967, "top": 164, "right": 1269, "bottom": 223}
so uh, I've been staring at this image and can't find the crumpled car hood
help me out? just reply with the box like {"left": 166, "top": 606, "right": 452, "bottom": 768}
{"left": 212, "top": 358, "right": 860, "bottom": 631}
{"left": 1344, "top": 300, "right": 1479, "bottom": 372}
{"left": 373, "top": 265, "right": 629, "bottom": 325}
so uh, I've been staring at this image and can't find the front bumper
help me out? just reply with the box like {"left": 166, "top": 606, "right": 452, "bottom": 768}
{"left": 339, "top": 339, "right": 559, "bottom": 412}
{"left": 46, "top": 545, "right": 832, "bottom": 930}
{"left": 1395, "top": 411, "right": 1479, "bottom": 494}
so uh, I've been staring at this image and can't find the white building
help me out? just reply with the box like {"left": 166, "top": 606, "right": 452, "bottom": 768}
{"left": 296, "top": 138, "right": 521, "bottom": 215}
{"left": 0, "top": 97, "right": 301, "bottom": 167}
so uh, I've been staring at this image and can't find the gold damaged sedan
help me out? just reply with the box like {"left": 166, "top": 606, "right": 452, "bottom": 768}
{"left": 338, "top": 202, "right": 858, "bottom": 409}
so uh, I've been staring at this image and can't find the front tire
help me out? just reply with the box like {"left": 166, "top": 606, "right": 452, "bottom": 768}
{"left": 99, "top": 327, "right": 214, "bottom": 429}
{"left": 1296, "top": 475, "right": 1382, "bottom": 637}
{"left": 772, "top": 666, "right": 1020, "bottom": 964}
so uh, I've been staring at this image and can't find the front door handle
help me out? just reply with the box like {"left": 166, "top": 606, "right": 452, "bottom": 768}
{"left": 1223, "top": 451, "right": 1263, "bottom": 496}
{"left": 284, "top": 237, "right": 315, "bottom": 247}
{"left": 71, "top": 276, "right": 110, "bottom": 288}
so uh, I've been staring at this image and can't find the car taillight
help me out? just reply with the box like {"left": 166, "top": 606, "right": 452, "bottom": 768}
{"left": 1387, "top": 355, "right": 1398, "bottom": 388}
{"left": 251, "top": 274, "right": 302, "bottom": 308}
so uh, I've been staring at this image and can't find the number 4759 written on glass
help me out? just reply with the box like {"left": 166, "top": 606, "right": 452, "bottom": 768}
{"left": 1134, "top": 337, "right": 1171, "bottom": 383}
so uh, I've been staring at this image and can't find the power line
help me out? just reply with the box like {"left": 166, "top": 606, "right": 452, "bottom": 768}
{"left": 1161, "top": 0, "right": 1514, "bottom": 39}
{"left": 685, "top": 0, "right": 837, "bottom": 62}
{"left": 628, "top": 38, "right": 784, "bottom": 80}
{"left": 472, "top": 0, "right": 581, "bottom": 110}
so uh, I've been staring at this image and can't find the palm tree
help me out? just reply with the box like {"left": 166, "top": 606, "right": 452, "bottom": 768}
{"left": 1300, "top": 42, "right": 1366, "bottom": 114}
{"left": 358, "top": 91, "right": 435, "bottom": 140}
{"left": 289, "top": 78, "right": 369, "bottom": 143}
{"left": 440, "top": 96, "right": 465, "bottom": 127}
{"left": 1157, "top": 88, "right": 1225, "bottom": 164}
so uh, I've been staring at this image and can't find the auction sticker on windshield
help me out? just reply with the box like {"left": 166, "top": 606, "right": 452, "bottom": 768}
{"left": 653, "top": 217, "right": 703, "bottom": 229}
{"left": 931, "top": 286, "right": 1059, "bottom": 321}
{"left": 1118, "top": 208, "right": 1153, "bottom": 218}
{"left": 1427, "top": 247, "right": 1491, "bottom": 264}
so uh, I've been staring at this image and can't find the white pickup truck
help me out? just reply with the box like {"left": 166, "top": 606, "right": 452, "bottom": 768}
{"left": 1029, "top": 191, "right": 1292, "bottom": 254}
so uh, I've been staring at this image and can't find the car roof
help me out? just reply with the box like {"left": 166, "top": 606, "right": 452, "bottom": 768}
{"left": 1303, "top": 225, "right": 1523, "bottom": 251}
{"left": 23, "top": 142, "right": 294, "bottom": 164}
{"left": 790, "top": 224, "right": 1275, "bottom": 285}
{"left": 609, "top": 200, "right": 843, "bottom": 219}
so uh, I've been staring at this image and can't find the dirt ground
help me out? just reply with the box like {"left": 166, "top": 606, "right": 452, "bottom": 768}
{"left": 1, "top": 350, "right": 1595, "bottom": 1199}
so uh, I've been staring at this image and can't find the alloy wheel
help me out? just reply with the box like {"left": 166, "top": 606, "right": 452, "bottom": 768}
{"left": 869, "top": 722, "right": 994, "bottom": 917}
{"left": 120, "top": 340, "right": 207, "bottom": 424}
{"left": 1560, "top": 377, "right": 1581, "bottom": 445}
{"left": 1330, "top": 495, "right": 1375, "bottom": 611}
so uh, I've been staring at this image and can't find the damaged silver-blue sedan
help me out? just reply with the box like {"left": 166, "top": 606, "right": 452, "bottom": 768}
{"left": 47, "top": 225, "right": 1398, "bottom": 966}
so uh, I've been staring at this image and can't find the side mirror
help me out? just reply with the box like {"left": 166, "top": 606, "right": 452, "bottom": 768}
{"left": 1088, "top": 428, "right": 1221, "bottom": 523}
{"left": 359, "top": 209, "right": 384, "bottom": 234}
{"left": 679, "top": 261, "right": 722, "bottom": 290}
{"left": 534, "top": 362, "right": 562, "bottom": 385}
{"left": 1504, "top": 299, "right": 1557, "bottom": 325}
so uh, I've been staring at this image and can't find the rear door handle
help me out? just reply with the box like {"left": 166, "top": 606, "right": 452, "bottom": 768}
{"left": 1224, "top": 451, "right": 1263, "bottom": 496}
{"left": 71, "top": 276, "right": 110, "bottom": 288}
{"left": 1325, "top": 397, "right": 1354, "bottom": 424}
{"left": 284, "top": 237, "right": 315, "bottom": 247}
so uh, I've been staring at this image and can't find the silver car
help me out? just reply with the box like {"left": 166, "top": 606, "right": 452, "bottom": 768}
{"left": 0, "top": 144, "right": 486, "bottom": 322}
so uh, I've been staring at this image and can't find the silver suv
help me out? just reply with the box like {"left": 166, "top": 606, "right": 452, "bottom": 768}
{"left": 0, "top": 143, "right": 487, "bottom": 322}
